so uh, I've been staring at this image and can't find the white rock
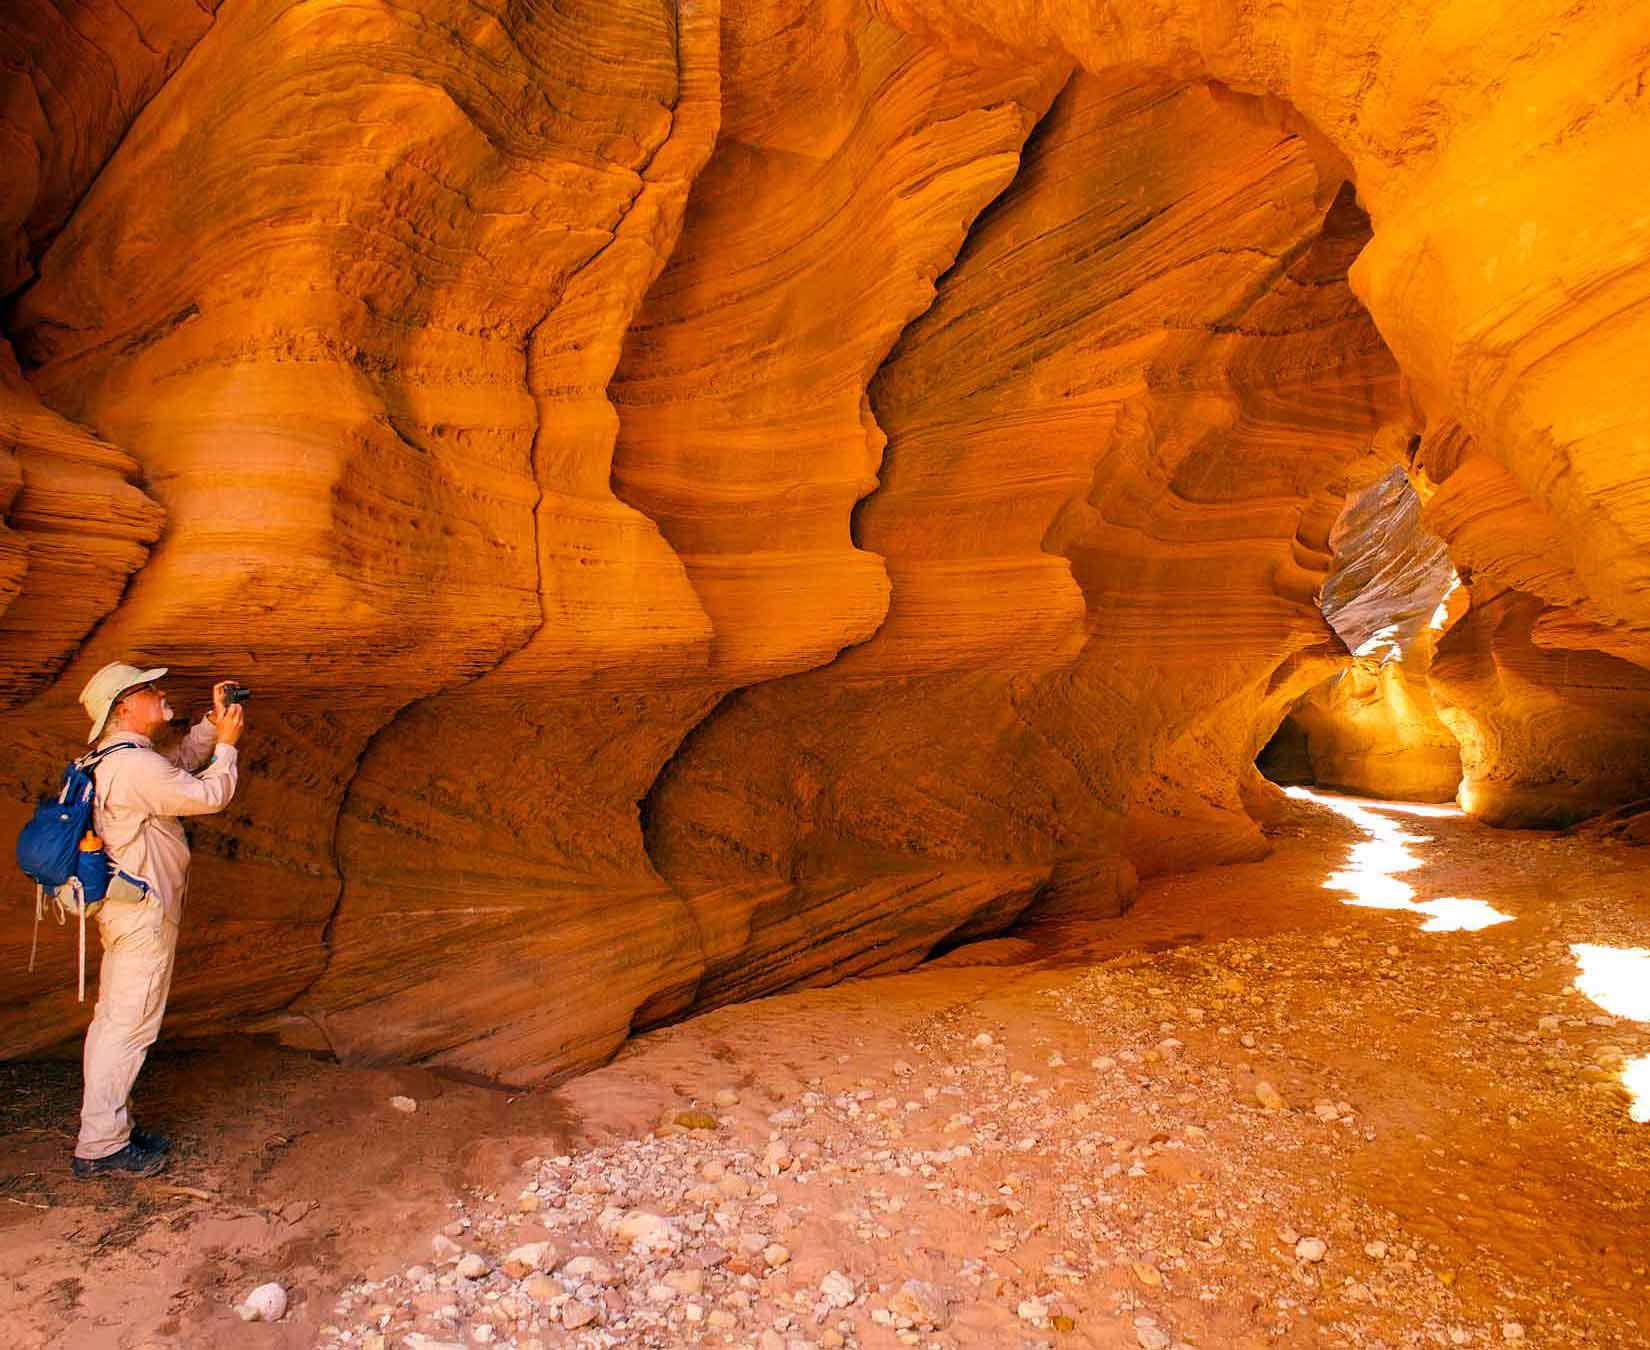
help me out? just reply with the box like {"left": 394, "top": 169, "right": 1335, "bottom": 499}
{"left": 561, "top": 1255, "right": 616, "bottom": 1286}
{"left": 236, "top": 1282, "right": 287, "bottom": 1323}
{"left": 972, "top": 1032, "right": 995, "bottom": 1049}
{"left": 1016, "top": 1298, "right": 1049, "bottom": 1326}
{"left": 455, "top": 1253, "right": 489, "bottom": 1279}
{"left": 470, "top": 1326, "right": 494, "bottom": 1345}
{"left": 1364, "top": 1240, "right": 1388, "bottom": 1260}
{"left": 1295, "top": 1237, "right": 1327, "bottom": 1263}
{"left": 1136, "top": 1329, "right": 1171, "bottom": 1350}
{"left": 431, "top": 1234, "right": 462, "bottom": 1263}
{"left": 502, "top": 1243, "right": 550, "bottom": 1278}
{"left": 617, "top": 1210, "right": 680, "bottom": 1255}
{"left": 1502, "top": 1324, "right": 1526, "bottom": 1342}
{"left": 389, "top": 1095, "right": 418, "bottom": 1113}
{"left": 714, "top": 1087, "right": 740, "bottom": 1107}
{"left": 820, "top": 1270, "right": 857, "bottom": 1308}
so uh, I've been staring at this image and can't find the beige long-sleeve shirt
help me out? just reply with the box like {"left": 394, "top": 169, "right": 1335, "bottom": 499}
{"left": 91, "top": 720, "right": 238, "bottom": 925}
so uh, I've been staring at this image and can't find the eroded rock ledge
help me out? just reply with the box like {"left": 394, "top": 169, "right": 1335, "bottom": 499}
{"left": 2, "top": 0, "right": 1647, "bottom": 1081}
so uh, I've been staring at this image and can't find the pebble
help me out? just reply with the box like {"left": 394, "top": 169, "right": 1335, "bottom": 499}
{"left": 454, "top": 1253, "right": 489, "bottom": 1279}
{"left": 1136, "top": 1327, "right": 1171, "bottom": 1349}
{"left": 1295, "top": 1237, "right": 1327, "bottom": 1263}
{"left": 388, "top": 1095, "right": 418, "bottom": 1113}
{"left": 820, "top": 1270, "right": 857, "bottom": 1307}
{"left": 889, "top": 1279, "right": 950, "bottom": 1328}
{"left": 501, "top": 1243, "right": 549, "bottom": 1278}
{"left": 1131, "top": 1260, "right": 1164, "bottom": 1287}
{"left": 1502, "top": 1323, "right": 1526, "bottom": 1341}
{"left": 561, "top": 1300, "right": 598, "bottom": 1330}
{"left": 560, "top": 1255, "right": 616, "bottom": 1285}
{"left": 1017, "top": 1297, "right": 1049, "bottom": 1326}
{"left": 1255, "top": 1081, "right": 1286, "bottom": 1111}
{"left": 616, "top": 1210, "right": 679, "bottom": 1255}
{"left": 672, "top": 1108, "right": 718, "bottom": 1130}
{"left": 236, "top": 1282, "right": 287, "bottom": 1323}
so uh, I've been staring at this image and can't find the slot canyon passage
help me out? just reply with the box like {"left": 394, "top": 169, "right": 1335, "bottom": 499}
{"left": 2, "top": 0, "right": 1650, "bottom": 1346}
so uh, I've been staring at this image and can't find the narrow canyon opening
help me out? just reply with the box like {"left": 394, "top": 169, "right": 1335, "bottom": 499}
{"left": 3, "top": 4, "right": 1649, "bottom": 1346}
{"left": 1256, "top": 466, "right": 1464, "bottom": 805}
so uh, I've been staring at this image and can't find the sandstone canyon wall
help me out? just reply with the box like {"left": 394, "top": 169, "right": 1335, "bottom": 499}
{"left": 1, "top": 0, "right": 1646, "bottom": 1082}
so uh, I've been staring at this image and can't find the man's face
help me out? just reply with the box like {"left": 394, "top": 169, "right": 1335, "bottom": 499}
{"left": 117, "top": 683, "right": 173, "bottom": 734}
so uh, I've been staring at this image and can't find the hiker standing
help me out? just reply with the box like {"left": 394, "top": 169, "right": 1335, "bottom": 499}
{"left": 70, "top": 662, "right": 244, "bottom": 1178}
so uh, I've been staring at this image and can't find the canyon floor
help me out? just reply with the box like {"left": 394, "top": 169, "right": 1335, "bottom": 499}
{"left": 3, "top": 790, "right": 1648, "bottom": 1350}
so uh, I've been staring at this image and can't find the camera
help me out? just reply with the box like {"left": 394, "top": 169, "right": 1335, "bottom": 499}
{"left": 223, "top": 683, "right": 253, "bottom": 705}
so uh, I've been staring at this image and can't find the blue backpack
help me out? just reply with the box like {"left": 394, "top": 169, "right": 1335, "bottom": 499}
{"left": 17, "top": 742, "right": 137, "bottom": 1000}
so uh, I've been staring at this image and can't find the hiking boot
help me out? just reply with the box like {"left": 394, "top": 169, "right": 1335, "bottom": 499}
{"left": 71, "top": 1141, "right": 167, "bottom": 1179}
{"left": 130, "top": 1126, "right": 170, "bottom": 1153}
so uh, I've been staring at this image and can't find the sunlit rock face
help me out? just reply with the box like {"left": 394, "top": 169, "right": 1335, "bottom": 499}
{"left": 1412, "top": 422, "right": 1650, "bottom": 827}
{"left": 1, "top": 0, "right": 1647, "bottom": 1080}
{"left": 1283, "top": 468, "right": 1463, "bottom": 803}
{"left": 0, "top": 0, "right": 201, "bottom": 708}
{"left": 645, "top": 69, "right": 1399, "bottom": 1016}
{"left": 1, "top": 0, "right": 725, "bottom": 1068}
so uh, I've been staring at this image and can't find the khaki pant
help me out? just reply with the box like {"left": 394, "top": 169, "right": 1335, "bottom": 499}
{"left": 76, "top": 898, "right": 178, "bottom": 1160}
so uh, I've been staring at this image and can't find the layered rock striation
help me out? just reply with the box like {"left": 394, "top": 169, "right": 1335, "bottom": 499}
{"left": 1, "top": 0, "right": 1646, "bottom": 1080}
{"left": 644, "top": 71, "right": 1401, "bottom": 1018}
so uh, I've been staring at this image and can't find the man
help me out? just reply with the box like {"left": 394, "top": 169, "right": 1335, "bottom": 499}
{"left": 70, "top": 661, "right": 245, "bottom": 1178}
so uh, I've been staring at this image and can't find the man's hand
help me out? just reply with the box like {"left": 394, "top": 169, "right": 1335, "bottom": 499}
{"left": 209, "top": 681, "right": 245, "bottom": 747}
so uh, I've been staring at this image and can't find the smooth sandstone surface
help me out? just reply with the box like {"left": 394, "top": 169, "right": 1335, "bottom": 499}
{"left": 1, "top": 0, "right": 1647, "bottom": 1079}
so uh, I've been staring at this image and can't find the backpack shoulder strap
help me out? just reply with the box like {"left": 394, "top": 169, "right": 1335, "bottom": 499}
{"left": 76, "top": 741, "right": 141, "bottom": 771}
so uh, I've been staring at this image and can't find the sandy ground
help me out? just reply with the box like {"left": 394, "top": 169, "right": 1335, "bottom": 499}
{"left": 3, "top": 790, "right": 1648, "bottom": 1348}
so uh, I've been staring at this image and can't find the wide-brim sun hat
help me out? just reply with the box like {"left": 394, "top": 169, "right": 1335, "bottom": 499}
{"left": 79, "top": 661, "right": 168, "bottom": 743}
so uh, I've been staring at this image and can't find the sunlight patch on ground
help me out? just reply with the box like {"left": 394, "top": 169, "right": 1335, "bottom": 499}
{"left": 1622, "top": 1058, "right": 1650, "bottom": 1124}
{"left": 1286, "top": 786, "right": 1513, "bottom": 933}
{"left": 1570, "top": 944, "right": 1650, "bottom": 1123}
{"left": 1570, "top": 944, "right": 1650, "bottom": 1021}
